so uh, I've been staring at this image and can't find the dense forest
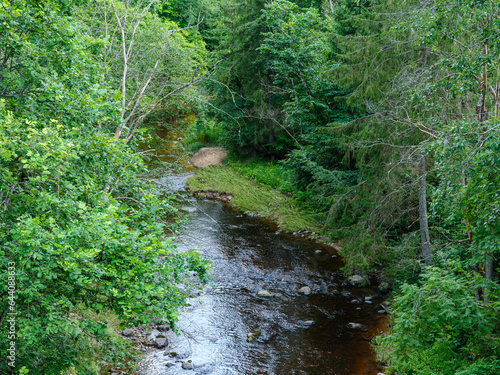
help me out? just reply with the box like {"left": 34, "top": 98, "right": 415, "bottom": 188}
{"left": 1, "top": 0, "right": 499, "bottom": 374}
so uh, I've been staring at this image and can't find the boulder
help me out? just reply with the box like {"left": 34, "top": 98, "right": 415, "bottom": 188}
{"left": 188, "top": 147, "right": 227, "bottom": 168}
{"left": 181, "top": 361, "right": 193, "bottom": 370}
{"left": 146, "top": 329, "right": 161, "bottom": 341}
{"left": 298, "top": 286, "right": 312, "bottom": 295}
{"left": 341, "top": 290, "right": 353, "bottom": 298}
{"left": 244, "top": 212, "right": 261, "bottom": 218}
{"left": 157, "top": 324, "right": 170, "bottom": 332}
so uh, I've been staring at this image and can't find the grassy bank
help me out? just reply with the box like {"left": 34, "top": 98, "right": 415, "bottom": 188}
{"left": 186, "top": 165, "right": 322, "bottom": 234}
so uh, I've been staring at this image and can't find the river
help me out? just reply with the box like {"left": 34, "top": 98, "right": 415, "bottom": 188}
{"left": 137, "top": 169, "right": 387, "bottom": 375}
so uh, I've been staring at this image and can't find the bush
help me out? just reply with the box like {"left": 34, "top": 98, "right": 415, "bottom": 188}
{"left": 377, "top": 262, "right": 500, "bottom": 375}
{"left": 0, "top": 109, "right": 209, "bottom": 374}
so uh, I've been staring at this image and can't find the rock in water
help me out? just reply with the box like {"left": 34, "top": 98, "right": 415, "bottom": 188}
{"left": 182, "top": 361, "right": 193, "bottom": 370}
{"left": 247, "top": 329, "right": 261, "bottom": 342}
{"left": 157, "top": 324, "right": 170, "bottom": 332}
{"left": 298, "top": 286, "right": 312, "bottom": 295}
{"left": 341, "top": 290, "right": 354, "bottom": 298}
{"left": 347, "top": 322, "right": 367, "bottom": 331}
{"left": 154, "top": 336, "right": 167, "bottom": 348}
{"left": 256, "top": 290, "right": 273, "bottom": 297}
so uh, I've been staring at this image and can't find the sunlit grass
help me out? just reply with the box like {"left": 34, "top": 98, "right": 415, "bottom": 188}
{"left": 186, "top": 166, "right": 320, "bottom": 233}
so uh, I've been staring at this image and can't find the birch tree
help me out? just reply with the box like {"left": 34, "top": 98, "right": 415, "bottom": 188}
{"left": 86, "top": 0, "right": 207, "bottom": 141}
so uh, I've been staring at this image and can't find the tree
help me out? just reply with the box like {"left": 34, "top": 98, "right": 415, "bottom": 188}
{"left": 84, "top": 0, "right": 208, "bottom": 141}
{"left": 259, "top": 0, "right": 331, "bottom": 134}
{"left": 0, "top": 0, "right": 120, "bottom": 127}
{"left": 418, "top": 152, "right": 432, "bottom": 266}
{"left": 0, "top": 105, "right": 209, "bottom": 374}
{"left": 374, "top": 2, "right": 500, "bottom": 372}
{"left": 0, "top": 1, "right": 210, "bottom": 373}
{"left": 408, "top": 0, "right": 500, "bottom": 299}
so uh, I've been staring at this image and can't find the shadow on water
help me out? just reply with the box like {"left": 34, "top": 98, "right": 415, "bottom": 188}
{"left": 138, "top": 173, "right": 387, "bottom": 375}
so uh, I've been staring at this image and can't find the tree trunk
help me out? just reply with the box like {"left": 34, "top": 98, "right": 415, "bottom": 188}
{"left": 328, "top": 0, "right": 335, "bottom": 13}
{"left": 484, "top": 254, "right": 493, "bottom": 303}
{"left": 418, "top": 152, "right": 432, "bottom": 266}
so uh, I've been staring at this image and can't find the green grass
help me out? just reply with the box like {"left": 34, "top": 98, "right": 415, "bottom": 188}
{"left": 186, "top": 165, "right": 321, "bottom": 233}
{"left": 228, "top": 158, "right": 295, "bottom": 193}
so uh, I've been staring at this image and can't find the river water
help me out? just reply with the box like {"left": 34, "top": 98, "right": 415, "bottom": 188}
{"left": 138, "top": 171, "right": 387, "bottom": 375}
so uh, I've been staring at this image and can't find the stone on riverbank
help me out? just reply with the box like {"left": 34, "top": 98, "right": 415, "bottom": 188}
{"left": 247, "top": 329, "right": 261, "bottom": 342}
{"left": 154, "top": 335, "right": 167, "bottom": 348}
{"left": 298, "top": 286, "right": 312, "bottom": 295}
{"left": 256, "top": 290, "right": 273, "bottom": 297}
{"left": 122, "top": 328, "right": 134, "bottom": 337}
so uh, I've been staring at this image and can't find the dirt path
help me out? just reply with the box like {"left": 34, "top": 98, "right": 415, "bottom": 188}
{"left": 188, "top": 147, "right": 227, "bottom": 168}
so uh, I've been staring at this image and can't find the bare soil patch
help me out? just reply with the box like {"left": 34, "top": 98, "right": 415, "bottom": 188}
{"left": 188, "top": 147, "right": 227, "bottom": 168}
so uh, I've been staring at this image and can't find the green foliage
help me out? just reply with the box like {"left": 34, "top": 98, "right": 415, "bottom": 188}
{"left": 407, "top": 0, "right": 500, "bottom": 94}
{"left": 182, "top": 118, "right": 224, "bottom": 152}
{"left": 78, "top": 0, "right": 208, "bottom": 139}
{"left": 186, "top": 165, "right": 320, "bottom": 233}
{"left": 430, "top": 119, "right": 500, "bottom": 287}
{"left": 0, "top": 107, "right": 209, "bottom": 374}
{"left": 0, "top": 0, "right": 210, "bottom": 373}
{"left": 378, "top": 262, "right": 500, "bottom": 375}
{"left": 0, "top": 0, "right": 120, "bottom": 126}
{"left": 228, "top": 158, "right": 295, "bottom": 194}
{"left": 203, "top": 0, "right": 354, "bottom": 157}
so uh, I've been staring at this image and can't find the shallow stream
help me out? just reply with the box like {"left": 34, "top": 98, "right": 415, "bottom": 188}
{"left": 138, "top": 172, "right": 387, "bottom": 375}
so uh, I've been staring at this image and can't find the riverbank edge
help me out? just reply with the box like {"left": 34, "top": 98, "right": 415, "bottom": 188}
{"left": 184, "top": 164, "right": 391, "bottom": 373}
{"left": 185, "top": 164, "right": 340, "bottom": 247}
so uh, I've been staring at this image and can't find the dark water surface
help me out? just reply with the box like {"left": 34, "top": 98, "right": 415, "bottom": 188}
{"left": 140, "top": 173, "right": 386, "bottom": 375}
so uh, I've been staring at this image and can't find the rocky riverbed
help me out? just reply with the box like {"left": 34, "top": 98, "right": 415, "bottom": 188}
{"left": 124, "top": 172, "right": 390, "bottom": 375}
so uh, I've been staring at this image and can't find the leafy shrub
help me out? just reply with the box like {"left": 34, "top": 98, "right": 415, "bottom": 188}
{"left": 0, "top": 109, "right": 209, "bottom": 374}
{"left": 377, "top": 262, "right": 500, "bottom": 375}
